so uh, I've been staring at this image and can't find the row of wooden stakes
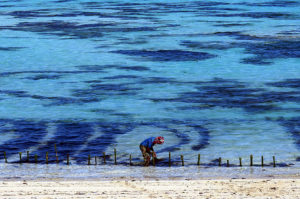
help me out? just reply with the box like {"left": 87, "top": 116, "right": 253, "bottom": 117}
{"left": 2, "top": 148, "right": 277, "bottom": 167}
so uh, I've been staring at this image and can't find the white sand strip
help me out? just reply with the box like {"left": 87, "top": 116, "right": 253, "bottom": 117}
{"left": 0, "top": 178, "right": 299, "bottom": 199}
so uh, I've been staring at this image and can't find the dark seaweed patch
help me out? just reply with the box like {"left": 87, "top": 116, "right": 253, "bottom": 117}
{"left": 192, "top": 1, "right": 229, "bottom": 6}
{"left": 266, "top": 79, "right": 300, "bottom": 89}
{"left": 241, "top": 57, "right": 273, "bottom": 65}
{"left": 1, "top": 20, "right": 159, "bottom": 39}
{"left": 118, "top": 66, "right": 150, "bottom": 71}
{"left": 75, "top": 65, "right": 106, "bottom": 71}
{"left": 72, "top": 83, "right": 142, "bottom": 98}
{"left": 278, "top": 117, "right": 300, "bottom": 157}
{"left": 188, "top": 124, "right": 210, "bottom": 151}
{"left": 113, "top": 39, "right": 148, "bottom": 45}
{"left": 0, "top": 89, "right": 100, "bottom": 106}
{"left": 0, "top": 120, "right": 47, "bottom": 159}
{"left": 215, "top": 12, "right": 297, "bottom": 19}
{"left": 53, "top": 0, "right": 74, "bottom": 3}
{"left": 213, "top": 23, "right": 253, "bottom": 27}
{"left": 8, "top": 10, "right": 50, "bottom": 18}
{"left": 241, "top": 0, "right": 300, "bottom": 7}
{"left": 209, "top": 31, "right": 265, "bottom": 41}
{"left": 139, "top": 77, "right": 179, "bottom": 84}
{"left": 15, "top": 21, "right": 106, "bottom": 39}
{"left": 25, "top": 74, "right": 62, "bottom": 80}
{"left": 34, "top": 122, "right": 94, "bottom": 163}
{"left": 0, "top": 70, "right": 107, "bottom": 78}
{"left": 112, "top": 50, "right": 216, "bottom": 62}
{"left": 75, "top": 64, "right": 150, "bottom": 72}
{"left": 149, "top": 78, "right": 300, "bottom": 113}
{"left": 7, "top": 10, "right": 120, "bottom": 19}
{"left": 241, "top": 40, "right": 300, "bottom": 65}
{"left": 182, "top": 33, "right": 300, "bottom": 65}
{"left": 103, "top": 75, "right": 140, "bottom": 80}
{"left": 78, "top": 123, "right": 136, "bottom": 163}
{"left": 181, "top": 41, "right": 233, "bottom": 50}
{"left": 0, "top": 47, "right": 25, "bottom": 51}
{"left": 90, "top": 83, "right": 141, "bottom": 92}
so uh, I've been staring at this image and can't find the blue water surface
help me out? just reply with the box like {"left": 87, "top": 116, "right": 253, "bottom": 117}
{"left": 0, "top": 0, "right": 300, "bottom": 173}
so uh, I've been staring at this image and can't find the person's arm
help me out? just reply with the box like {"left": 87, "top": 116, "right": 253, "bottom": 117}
{"left": 149, "top": 147, "right": 157, "bottom": 158}
{"left": 149, "top": 147, "right": 154, "bottom": 153}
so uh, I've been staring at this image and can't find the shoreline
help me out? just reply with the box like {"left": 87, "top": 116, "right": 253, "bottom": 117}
{"left": 1, "top": 163, "right": 300, "bottom": 180}
{"left": 0, "top": 178, "right": 299, "bottom": 199}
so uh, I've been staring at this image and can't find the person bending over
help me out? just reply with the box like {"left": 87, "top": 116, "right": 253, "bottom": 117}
{"left": 140, "top": 136, "right": 164, "bottom": 166}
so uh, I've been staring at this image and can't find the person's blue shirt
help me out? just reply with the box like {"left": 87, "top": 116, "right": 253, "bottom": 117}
{"left": 140, "top": 137, "right": 156, "bottom": 148}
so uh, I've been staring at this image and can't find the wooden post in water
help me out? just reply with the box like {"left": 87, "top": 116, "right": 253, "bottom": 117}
{"left": 54, "top": 144, "right": 58, "bottom": 164}
{"left": 239, "top": 157, "right": 242, "bottom": 167}
{"left": 46, "top": 152, "right": 48, "bottom": 164}
{"left": 88, "top": 154, "right": 91, "bottom": 165}
{"left": 19, "top": 152, "right": 22, "bottom": 163}
{"left": 218, "top": 157, "right": 221, "bottom": 166}
{"left": 95, "top": 156, "right": 97, "bottom": 165}
{"left": 35, "top": 155, "right": 38, "bottom": 164}
{"left": 67, "top": 154, "right": 70, "bottom": 165}
{"left": 273, "top": 156, "right": 276, "bottom": 167}
{"left": 227, "top": 160, "right": 229, "bottom": 167}
{"left": 103, "top": 152, "right": 106, "bottom": 164}
{"left": 181, "top": 155, "right": 184, "bottom": 166}
{"left": 114, "top": 148, "right": 117, "bottom": 165}
{"left": 250, "top": 155, "right": 253, "bottom": 166}
{"left": 197, "top": 154, "right": 200, "bottom": 166}
{"left": 27, "top": 151, "right": 29, "bottom": 163}
{"left": 4, "top": 152, "right": 7, "bottom": 163}
{"left": 129, "top": 154, "right": 132, "bottom": 166}
{"left": 169, "top": 152, "right": 171, "bottom": 167}
{"left": 261, "top": 156, "right": 264, "bottom": 167}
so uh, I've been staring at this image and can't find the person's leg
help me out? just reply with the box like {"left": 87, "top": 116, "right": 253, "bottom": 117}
{"left": 140, "top": 145, "right": 150, "bottom": 166}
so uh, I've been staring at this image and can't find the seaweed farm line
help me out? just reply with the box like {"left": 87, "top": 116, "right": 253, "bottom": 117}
{"left": 1, "top": 149, "right": 286, "bottom": 168}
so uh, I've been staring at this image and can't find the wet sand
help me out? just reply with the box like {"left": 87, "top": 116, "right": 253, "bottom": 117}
{"left": 0, "top": 178, "right": 299, "bottom": 199}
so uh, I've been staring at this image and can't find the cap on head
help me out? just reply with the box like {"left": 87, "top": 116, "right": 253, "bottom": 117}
{"left": 155, "top": 136, "right": 164, "bottom": 144}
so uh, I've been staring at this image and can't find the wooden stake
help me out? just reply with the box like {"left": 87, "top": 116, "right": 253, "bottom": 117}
{"left": 197, "top": 154, "right": 200, "bottom": 166}
{"left": 88, "top": 154, "right": 91, "bottom": 165}
{"left": 261, "top": 156, "right": 264, "bottom": 167}
{"left": 169, "top": 152, "right": 171, "bottom": 167}
{"left": 273, "top": 156, "right": 276, "bottom": 167}
{"left": 218, "top": 157, "right": 221, "bottom": 166}
{"left": 35, "top": 155, "right": 38, "bottom": 164}
{"left": 95, "top": 156, "right": 97, "bottom": 165}
{"left": 46, "top": 152, "right": 48, "bottom": 164}
{"left": 67, "top": 154, "right": 70, "bottom": 165}
{"left": 4, "top": 152, "right": 7, "bottom": 163}
{"left": 181, "top": 155, "right": 184, "bottom": 166}
{"left": 19, "top": 152, "right": 22, "bottom": 163}
{"left": 27, "top": 151, "right": 29, "bottom": 163}
{"left": 227, "top": 160, "right": 229, "bottom": 167}
{"left": 54, "top": 144, "right": 58, "bottom": 163}
{"left": 103, "top": 152, "right": 106, "bottom": 164}
{"left": 239, "top": 157, "right": 242, "bottom": 167}
{"left": 250, "top": 155, "right": 253, "bottom": 166}
{"left": 129, "top": 154, "right": 132, "bottom": 166}
{"left": 114, "top": 148, "right": 117, "bottom": 165}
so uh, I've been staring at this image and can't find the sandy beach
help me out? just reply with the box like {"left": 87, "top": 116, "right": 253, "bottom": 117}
{"left": 0, "top": 178, "right": 299, "bottom": 199}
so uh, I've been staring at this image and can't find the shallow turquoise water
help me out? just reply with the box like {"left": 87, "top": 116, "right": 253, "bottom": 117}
{"left": 0, "top": 0, "right": 300, "bottom": 171}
